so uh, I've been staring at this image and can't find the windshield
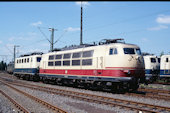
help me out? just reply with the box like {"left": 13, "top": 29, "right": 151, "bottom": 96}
{"left": 123, "top": 48, "right": 135, "bottom": 54}
{"left": 150, "top": 58, "right": 156, "bottom": 63}
{"left": 37, "top": 57, "right": 41, "bottom": 62}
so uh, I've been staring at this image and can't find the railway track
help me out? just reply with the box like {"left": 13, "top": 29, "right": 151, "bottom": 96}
{"left": 1, "top": 78, "right": 170, "bottom": 113}
{"left": 0, "top": 80, "right": 67, "bottom": 113}
{"left": 138, "top": 87, "right": 170, "bottom": 95}
{"left": 0, "top": 89, "right": 29, "bottom": 113}
{"left": 1, "top": 75, "right": 170, "bottom": 101}
{"left": 125, "top": 91, "right": 170, "bottom": 101}
{"left": 152, "top": 82, "right": 170, "bottom": 85}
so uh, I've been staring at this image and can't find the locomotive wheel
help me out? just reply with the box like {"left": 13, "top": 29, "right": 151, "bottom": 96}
{"left": 25, "top": 75, "right": 30, "bottom": 81}
{"left": 130, "top": 84, "right": 139, "bottom": 91}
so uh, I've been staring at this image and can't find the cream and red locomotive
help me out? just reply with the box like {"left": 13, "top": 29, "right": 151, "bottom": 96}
{"left": 39, "top": 39, "right": 145, "bottom": 91}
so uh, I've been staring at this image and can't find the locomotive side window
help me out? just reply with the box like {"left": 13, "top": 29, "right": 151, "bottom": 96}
{"left": 166, "top": 58, "right": 169, "bottom": 62}
{"left": 82, "top": 59, "right": 92, "bottom": 65}
{"left": 37, "top": 57, "right": 41, "bottom": 62}
{"left": 27, "top": 58, "right": 29, "bottom": 63}
{"left": 124, "top": 48, "right": 135, "bottom": 54}
{"left": 55, "top": 55, "right": 62, "bottom": 59}
{"left": 63, "top": 60, "right": 70, "bottom": 66}
{"left": 49, "top": 55, "right": 54, "bottom": 60}
{"left": 72, "top": 60, "right": 80, "bottom": 66}
{"left": 72, "top": 52, "right": 81, "bottom": 58}
{"left": 83, "top": 50, "right": 93, "bottom": 57}
{"left": 55, "top": 61, "right": 61, "bottom": 66}
{"left": 109, "top": 48, "right": 117, "bottom": 55}
{"left": 64, "top": 53, "right": 71, "bottom": 59}
{"left": 22, "top": 59, "right": 23, "bottom": 63}
{"left": 136, "top": 49, "right": 141, "bottom": 55}
{"left": 48, "top": 62, "right": 54, "bottom": 66}
{"left": 150, "top": 58, "right": 156, "bottom": 63}
{"left": 25, "top": 59, "right": 26, "bottom": 63}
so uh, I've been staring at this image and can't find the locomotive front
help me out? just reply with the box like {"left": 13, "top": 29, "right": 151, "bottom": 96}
{"left": 105, "top": 42, "right": 145, "bottom": 91}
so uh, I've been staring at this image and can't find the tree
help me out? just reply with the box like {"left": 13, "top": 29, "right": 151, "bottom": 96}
{"left": 0, "top": 61, "right": 7, "bottom": 71}
{"left": 160, "top": 51, "right": 164, "bottom": 57}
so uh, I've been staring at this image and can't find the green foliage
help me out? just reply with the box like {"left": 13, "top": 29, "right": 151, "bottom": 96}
{"left": 0, "top": 61, "right": 7, "bottom": 71}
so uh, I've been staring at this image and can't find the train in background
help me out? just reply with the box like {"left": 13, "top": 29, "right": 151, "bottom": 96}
{"left": 6, "top": 61, "right": 14, "bottom": 74}
{"left": 11, "top": 39, "right": 145, "bottom": 92}
{"left": 143, "top": 55, "right": 160, "bottom": 83}
{"left": 160, "top": 55, "right": 170, "bottom": 82}
{"left": 13, "top": 52, "right": 43, "bottom": 81}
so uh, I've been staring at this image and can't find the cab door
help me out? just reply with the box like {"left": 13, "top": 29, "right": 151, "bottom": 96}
{"left": 96, "top": 56, "right": 103, "bottom": 76}
{"left": 164, "top": 57, "right": 170, "bottom": 74}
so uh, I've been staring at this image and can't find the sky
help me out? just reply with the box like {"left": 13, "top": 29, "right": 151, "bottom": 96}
{"left": 0, "top": 1, "right": 170, "bottom": 63}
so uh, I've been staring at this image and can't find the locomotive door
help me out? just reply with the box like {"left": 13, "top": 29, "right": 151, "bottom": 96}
{"left": 97, "top": 56, "right": 103, "bottom": 76}
{"left": 30, "top": 57, "right": 33, "bottom": 68}
{"left": 164, "top": 57, "right": 170, "bottom": 74}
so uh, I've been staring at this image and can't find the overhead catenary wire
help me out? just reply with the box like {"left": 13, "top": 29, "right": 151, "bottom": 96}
{"left": 83, "top": 9, "right": 170, "bottom": 32}
{"left": 37, "top": 26, "right": 51, "bottom": 44}
{"left": 64, "top": 9, "right": 170, "bottom": 38}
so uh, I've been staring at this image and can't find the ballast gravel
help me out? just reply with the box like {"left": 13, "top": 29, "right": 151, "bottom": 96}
{"left": 29, "top": 80, "right": 170, "bottom": 108}
{"left": 13, "top": 85, "right": 133, "bottom": 113}
{"left": 0, "top": 83, "right": 54, "bottom": 113}
{"left": 1, "top": 74, "right": 170, "bottom": 113}
{"left": 0, "top": 93, "right": 17, "bottom": 113}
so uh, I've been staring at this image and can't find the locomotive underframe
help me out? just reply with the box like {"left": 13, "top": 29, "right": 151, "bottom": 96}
{"left": 39, "top": 74, "right": 142, "bottom": 91}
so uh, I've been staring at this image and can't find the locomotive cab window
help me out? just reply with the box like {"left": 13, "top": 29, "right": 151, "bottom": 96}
{"left": 166, "top": 58, "right": 169, "bottom": 62}
{"left": 124, "top": 48, "right": 135, "bottom": 54}
{"left": 37, "top": 57, "right": 41, "bottom": 62}
{"left": 109, "top": 48, "right": 117, "bottom": 55}
{"left": 150, "top": 58, "right": 156, "bottom": 63}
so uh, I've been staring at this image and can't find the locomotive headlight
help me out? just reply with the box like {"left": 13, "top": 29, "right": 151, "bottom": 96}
{"left": 123, "top": 70, "right": 131, "bottom": 75}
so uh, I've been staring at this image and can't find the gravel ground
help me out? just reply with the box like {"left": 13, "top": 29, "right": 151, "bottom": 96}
{"left": 0, "top": 93, "right": 17, "bottom": 113}
{"left": 13, "top": 85, "right": 132, "bottom": 113}
{"left": 1, "top": 73, "right": 170, "bottom": 113}
{"left": 0, "top": 82, "right": 54, "bottom": 113}
{"left": 140, "top": 83, "right": 170, "bottom": 90}
{"left": 26, "top": 80, "right": 170, "bottom": 108}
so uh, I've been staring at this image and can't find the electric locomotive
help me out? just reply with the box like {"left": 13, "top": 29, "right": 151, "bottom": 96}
{"left": 143, "top": 55, "right": 160, "bottom": 83}
{"left": 160, "top": 55, "right": 170, "bottom": 82}
{"left": 39, "top": 39, "right": 145, "bottom": 91}
{"left": 6, "top": 61, "right": 14, "bottom": 74}
{"left": 14, "top": 52, "right": 43, "bottom": 81}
